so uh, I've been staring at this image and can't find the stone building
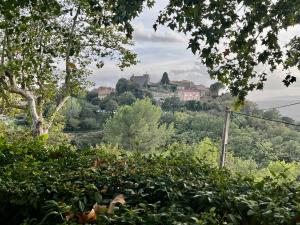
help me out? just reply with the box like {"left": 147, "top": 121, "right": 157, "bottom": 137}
{"left": 130, "top": 74, "right": 150, "bottom": 88}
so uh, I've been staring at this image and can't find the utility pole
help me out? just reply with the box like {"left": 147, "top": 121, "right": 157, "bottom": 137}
{"left": 220, "top": 107, "right": 230, "bottom": 168}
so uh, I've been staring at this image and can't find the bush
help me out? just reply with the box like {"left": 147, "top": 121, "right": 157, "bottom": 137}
{"left": 0, "top": 139, "right": 300, "bottom": 225}
{"left": 80, "top": 118, "right": 97, "bottom": 130}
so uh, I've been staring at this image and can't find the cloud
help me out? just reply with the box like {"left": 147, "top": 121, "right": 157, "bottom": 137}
{"left": 133, "top": 23, "right": 185, "bottom": 43}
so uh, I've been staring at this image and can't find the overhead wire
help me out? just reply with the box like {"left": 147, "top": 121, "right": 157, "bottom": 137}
{"left": 232, "top": 111, "right": 300, "bottom": 127}
{"left": 261, "top": 101, "right": 300, "bottom": 111}
{"left": 231, "top": 112, "right": 296, "bottom": 179}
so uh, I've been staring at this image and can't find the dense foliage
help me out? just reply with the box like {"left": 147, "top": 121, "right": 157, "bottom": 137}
{"left": 156, "top": 0, "right": 300, "bottom": 100}
{"left": 103, "top": 98, "right": 174, "bottom": 151}
{"left": 0, "top": 0, "right": 153, "bottom": 135}
{"left": 1, "top": 137, "right": 300, "bottom": 225}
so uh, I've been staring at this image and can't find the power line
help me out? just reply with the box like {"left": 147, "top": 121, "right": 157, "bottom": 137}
{"left": 232, "top": 114, "right": 282, "bottom": 164}
{"left": 232, "top": 111, "right": 300, "bottom": 127}
{"left": 231, "top": 113, "right": 299, "bottom": 182}
{"left": 261, "top": 101, "right": 300, "bottom": 111}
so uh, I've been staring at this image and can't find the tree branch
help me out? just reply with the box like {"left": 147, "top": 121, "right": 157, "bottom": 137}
{"left": 0, "top": 91, "right": 28, "bottom": 110}
{"left": 5, "top": 71, "right": 31, "bottom": 99}
{"left": 0, "top": 30, "right": 5, "bottom": 65}
{"left": 65, "top": 6, "right": 80, "bottom": 89}
{"left": 46, "top": 96, "right": 70, "bottom": 130}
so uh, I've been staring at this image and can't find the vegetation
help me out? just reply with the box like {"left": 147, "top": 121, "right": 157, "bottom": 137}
{"left": 160, "top": 72, "right": 170, "bottom": 85}
{"left": 103, "top": 98, "right": 174, "bottom": 151}
{"left": 1, "top": 135, "right": 300, "bottom": 225}
{"left": 1, "top": 1, "right": 300, "bottom": 225}
{"left": 156, "top": 0, "right": 300, "bottom": 100}
{"left": 0, "top": 0, "right": 153, "bottom": 135}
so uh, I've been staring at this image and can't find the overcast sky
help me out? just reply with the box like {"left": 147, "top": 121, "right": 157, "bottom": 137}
{"left": 88, "top": 0, "right": 300, "bottom": 102}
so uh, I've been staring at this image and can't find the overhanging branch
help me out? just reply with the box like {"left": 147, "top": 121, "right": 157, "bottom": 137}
{"left": 46, "top": 96, "right": 70, "bottom": 130}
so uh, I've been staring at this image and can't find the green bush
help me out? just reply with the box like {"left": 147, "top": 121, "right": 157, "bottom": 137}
{"left": 0, "top": 138, "right": 300, "bottom": 225}
{"left": 80, "top": 118, "right": 97, "bottom": 130}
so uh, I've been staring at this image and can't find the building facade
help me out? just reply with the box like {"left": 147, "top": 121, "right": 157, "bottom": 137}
{"left": 95, "top": 87, "right": 115, "bottom": 99}
{"left": 177, "top": 89, "right": 201, "bottom": 101}
{"left": 152, "top": 91, "right": 176, "bottom": 103}
{"left": 130, "top": 74, "right": 150, "bottom": 88}
{"left": 194, "top": 84, "right": 211, "bottom": 97}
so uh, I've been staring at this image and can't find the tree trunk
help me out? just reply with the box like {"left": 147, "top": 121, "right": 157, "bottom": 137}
{"left": 32, "top": 119, "right": 48, "bottom": 136}
{"left": 30, "top": 95, "right": 70, "bottom": 137}
{"left": 27, "top": 95, "right": 48, "bottom": 136}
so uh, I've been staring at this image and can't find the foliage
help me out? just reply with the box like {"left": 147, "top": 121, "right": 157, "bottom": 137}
{"left": 1, "top": 138, "right": 300, "bottom": 224}
{"left": 161, "top": 96, "right": 182, "bottom": 112}
{"left": 210, "top": 82, "right": 225, "bottom": 96}
{"left": 156, "top": 0, "right": 300, "bottom": 100}
{"left": 160, "top": 72, "right": 170, "bottom": 85}
{"left": 117, "top": 91, "right": 137, "bottom": 106}
{"left": 115, "top": 78, "right": 148, "bottom": 99}
{"left": 0, "top": 0, "right": 153, "bottom": 135}
{"left": 68, "top": 131, "right": 104, "bottom": 148}
{"left": 104, "top": 98, "right": 174, "bottom": 151}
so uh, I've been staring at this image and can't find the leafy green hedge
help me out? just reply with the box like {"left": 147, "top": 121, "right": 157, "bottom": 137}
{"left": 0, "top": 138, "right": 300, "bottom": 225}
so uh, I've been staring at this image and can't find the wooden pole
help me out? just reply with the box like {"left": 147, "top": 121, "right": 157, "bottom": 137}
{"left": 220, "top": 107, "right": 230, "bottom": 168}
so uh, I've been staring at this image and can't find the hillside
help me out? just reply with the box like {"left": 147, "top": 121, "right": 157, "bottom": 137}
{"left": 255, "top": 99, "right": 300, "bottom": 122}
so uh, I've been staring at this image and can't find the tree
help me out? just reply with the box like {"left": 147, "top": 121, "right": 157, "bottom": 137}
{"left": 117, "top": 91, "right": 136, "bottom": 105}
{"left": 160, "top": 72, "right": 170, "bottom": 85}
{"left": 115, "top": 78, "right": 145, "bottom": 99}
{"left": 210, "top": 82, "right": 225, "bottom": 97}
{"left": 105, "top": 99, "right": 118, "bottom": 115}
{"left": 0, "top": 0, "right": 154, "bottom": 136}
{"left": 263, "top": 109, "right": 281, "bottom": 121}
{"left": 63, "top": 97, "right": 82, "bottom": 130}
{"left": 104, "top": 98, "right": 174, "bottom": 151}
{"left": 86, "top": 91, "right": 99, "bottom": 103}
{"left": 156, "top": 0, "right": 300, "bottom": 100}
{"left": 116, "top": 78, "right": 131, "bottom": 95}
{"left": 161, "top": 97, "right": 182, "bottom": 113}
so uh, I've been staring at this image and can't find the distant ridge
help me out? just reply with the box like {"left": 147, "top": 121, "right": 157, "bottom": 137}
{"left": 255, "top": 99, "right": 300, "bottom": 122}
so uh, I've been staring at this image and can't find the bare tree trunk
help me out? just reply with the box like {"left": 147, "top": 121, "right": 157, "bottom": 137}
{"left": 27, "top": 94, "right": 47, "bottom": 136}
{"left": 32, "top": 119, "right": 48, "bottom": 136}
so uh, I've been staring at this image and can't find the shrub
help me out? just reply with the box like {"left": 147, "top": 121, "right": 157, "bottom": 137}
{"left": 0, "top": 139, "right": 300, "bottom": 225}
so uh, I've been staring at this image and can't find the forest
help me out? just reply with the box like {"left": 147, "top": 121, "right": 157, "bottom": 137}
{"left": 1, "top": 0, "right": 300, "bottom": 224}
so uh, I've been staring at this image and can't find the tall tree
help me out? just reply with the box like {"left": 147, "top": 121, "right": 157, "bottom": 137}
{"left": 160, "top": 72, "right": 170, "bottom": 85}
{"left": 161, "top": 96, "right": 182, "bottom": 113}
{"left": 104, "top": 98, "right": 174, "bottom": 151}
{"left": 0, "top": 0, "right": 154, "bottom": 136}
{"left": 210, "top": 82, "right": 225, "bottom": 97}
{"left": 156, "top": 0, "right": 300, "bottom": 100}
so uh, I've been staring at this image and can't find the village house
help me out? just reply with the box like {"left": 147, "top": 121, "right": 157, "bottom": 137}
{"left": 121, "top": 72, "right": 212, "bottom": 102}
{"left": 152, "top": 90, "right": 176, "bottom": 103}
{"left": 95, "top": 87, "right": 115, "bottom": 99}
{"left": 177, "top": 89, "right": 201, "bottom": 101}
{"left": 194, "top": 84, "right": 211, "bottom": 97}
{"left": 170, "top": 80, "right": 211, "bottom": 100}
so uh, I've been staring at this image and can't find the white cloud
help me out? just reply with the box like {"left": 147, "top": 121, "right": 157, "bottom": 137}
{"left": 87, "top": 0, "right": 300, "bottom": 104}
{"left": 133, "top": 23, "right": 185, "bottom": 43}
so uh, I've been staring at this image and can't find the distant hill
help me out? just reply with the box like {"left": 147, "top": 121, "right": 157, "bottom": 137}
{"left": 255, "top": 99, "right": 300, "bottom": 122}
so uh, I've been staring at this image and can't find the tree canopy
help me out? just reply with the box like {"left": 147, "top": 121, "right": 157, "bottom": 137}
{"left": 160, "top": 72, "right": 170, "bottom": 85}
{"left": 156, "top": 0, "right": 300, "bottom": 100}
{"left": 104, "top": 98, "right": 174, "bottom": 151}
{"left": 210, "top": 82, "right": 225, "bottom": 96}
{"left": 0, "top": 0, "right": 153, "bottom": 135}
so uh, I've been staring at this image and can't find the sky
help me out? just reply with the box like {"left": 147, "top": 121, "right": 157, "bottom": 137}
{"left": 88, "top": 0, "right": 300, "bottom": 103}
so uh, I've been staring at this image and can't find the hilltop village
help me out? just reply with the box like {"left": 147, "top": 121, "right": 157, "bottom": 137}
{"left": 93, "top": 72, "right": 221, "bottom": 104}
